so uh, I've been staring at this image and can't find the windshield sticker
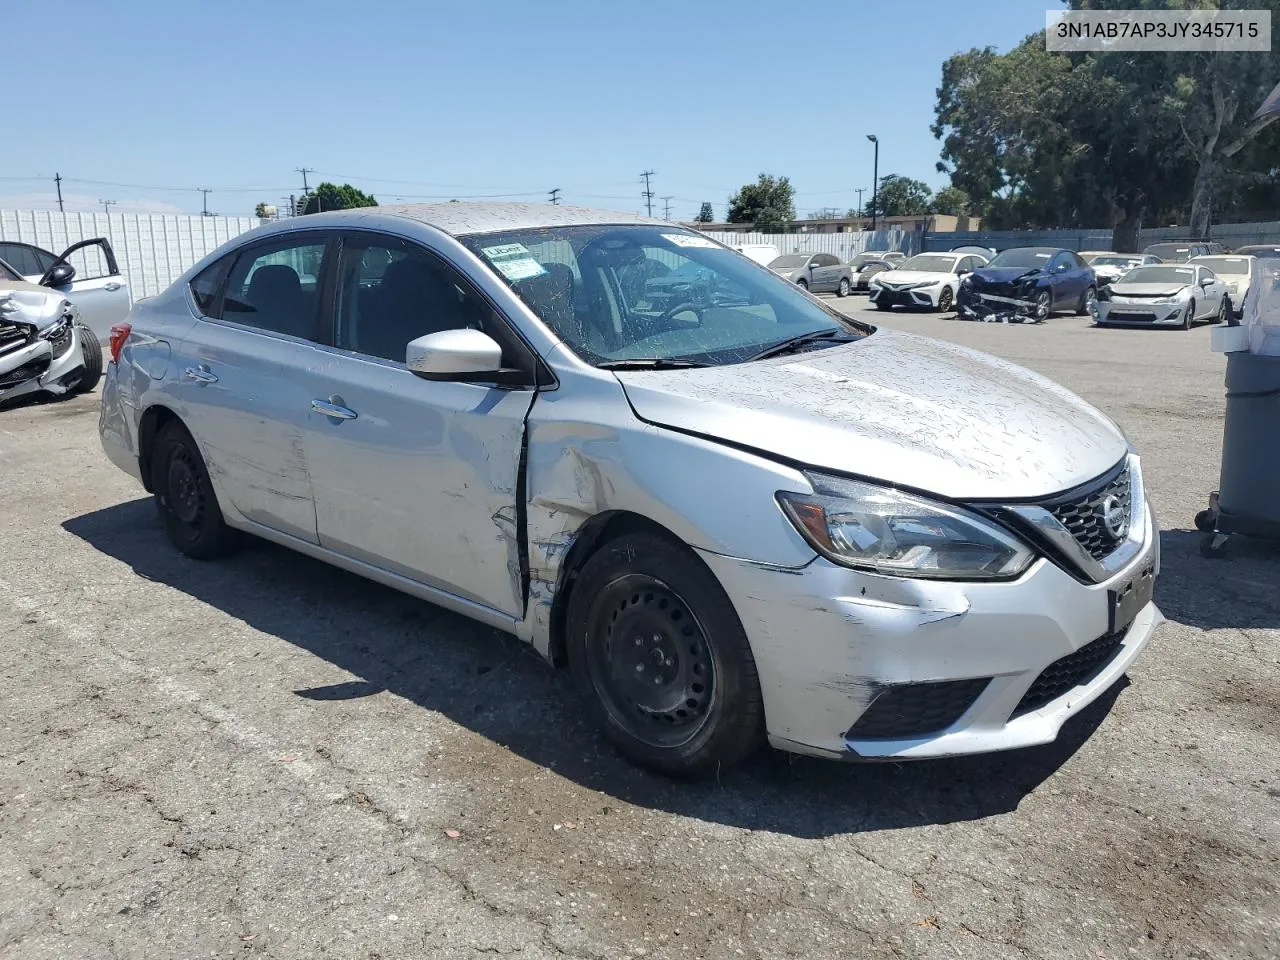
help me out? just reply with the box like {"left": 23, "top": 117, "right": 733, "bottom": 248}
{"left": 661, "top": 233, "right": 719, "bottom": 249}
{"left": 481, "top": 242, "right": 548, "bottom": 282}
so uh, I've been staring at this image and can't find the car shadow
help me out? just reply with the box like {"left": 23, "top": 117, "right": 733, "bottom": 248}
{"left": 66, "top": 499, "right": 1128, "bottom": 840}
{"left": 1157, "top": 529, "right": 1280, "bottom": 630}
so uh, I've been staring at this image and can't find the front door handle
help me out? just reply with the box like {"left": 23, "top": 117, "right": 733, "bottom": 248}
{"left": 183, "top": 365, "right": 218, "bottom": 384}
{"left": 311, "top": 398, "right": 358, "bottom": 420}
{"left": 104, "top": 282, "right": 122, "bottom": 292}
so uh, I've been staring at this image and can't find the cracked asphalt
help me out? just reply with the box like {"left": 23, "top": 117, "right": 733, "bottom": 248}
{"left": 2, "top": 303, "right": 1278, "bottom": 959}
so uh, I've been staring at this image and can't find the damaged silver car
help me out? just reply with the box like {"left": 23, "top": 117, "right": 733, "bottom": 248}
{"left": 1, "top": 264, "right": 103, "bottom": 405}
{"left": 98, "top": 204, "right": 1161, "bottom": 775}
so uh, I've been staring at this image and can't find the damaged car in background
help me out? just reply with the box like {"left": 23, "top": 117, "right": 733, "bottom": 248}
{"left": 1, "top": 262, "right": 103, "bottom": 405}
{"left": 99, "top": 204, "right": 1161, "bottom": 776}
{"left": 957, "top": 247, "right": 1097, "bottom": 323}
{"left": 1093, "top": 263, "right": 1230, "bottom": 329}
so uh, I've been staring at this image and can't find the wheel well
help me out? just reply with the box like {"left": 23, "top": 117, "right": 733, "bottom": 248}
{"left": 545, "top": 511, "right": 690, "bottom": 667}
{"left": 136, "top": 404, "right": 181, "bottom": 492}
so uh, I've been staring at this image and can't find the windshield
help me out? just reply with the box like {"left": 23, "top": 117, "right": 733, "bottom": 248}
{"left": 1193, "top": 257, "right": 1249, "bottom": 275}
{"left": 769, "top": 255, "right": 810, "bottom": 268}
{"left": 463, "top": 226, "right": 868, "bottom": 367}
{"left": 1143, "top": 244, "right": 1195, "bottom": 261}
{"left": 851, "top": 252, "right": 892, "bottom": 267}
{"left": 1093, "top": 256, "right": 1142, "bottom": 267}
{"left": 1119, "top": 266, "right": 1195, "bottom": 285}
{"left": 899, "top": 254, "right": 960, "bottom": 273}
{"left": 987, "top": 249, "right": 1054, "bottom": 268}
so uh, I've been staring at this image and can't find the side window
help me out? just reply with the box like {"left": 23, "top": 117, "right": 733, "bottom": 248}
{"left": 1050, "top": 253, "right": 1070, "bottom": 272}
{"left": 30, "top": 247, "right": 59, "bottom": 275}
{"left": 221, "top": 237, "right": 328, "bottom": 341}
{"left": 189, "top": 255, "right": 233, "bottom": 318}
{"left": 0, "top": 243, "right": 42, "bottom": 277}
{"left": 335, "top": 234, "right": 529, "bottom": 370}
{"left": 817, "top": 254, "right": 839, "bottom": 267}
{"left": 957, "top": 257, "right": 974, "bottom": 274}
{"left": 61, "top": 243, "right": 114, "bottom": 281}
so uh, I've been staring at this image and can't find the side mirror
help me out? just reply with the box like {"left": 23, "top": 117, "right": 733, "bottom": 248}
{"left": 42, "top": 262, "right": 75, "bottom": 287}
{"left": 1200, "top": 277, "right": 1214, "bottom": 287}
{"left": 407, "top": 328, "right": 504, "bottom": 380}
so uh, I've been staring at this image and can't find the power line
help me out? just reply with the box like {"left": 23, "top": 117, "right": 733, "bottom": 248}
{"left": 640, "top": 170, "right": 655, "bottom": 217}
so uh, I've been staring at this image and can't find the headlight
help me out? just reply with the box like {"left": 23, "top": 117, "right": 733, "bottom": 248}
{"left": 1148, "top": 296, "right": 1182, "bottom": 305}
{"left": 777, "top": 473, "right": 1035, "bottom": 580}
{"left": 38, "top": 315, "right": 72, "bottom": 340}
{"left": 960, "top": 277, "right": 973, "bottom": 288}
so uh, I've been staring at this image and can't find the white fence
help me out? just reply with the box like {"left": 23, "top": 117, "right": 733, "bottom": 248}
{"left": 702, "top": 228, "right": 921, "bottom": 259}
{"left": 0, "top": 210, "right": 265, "bottom": 301}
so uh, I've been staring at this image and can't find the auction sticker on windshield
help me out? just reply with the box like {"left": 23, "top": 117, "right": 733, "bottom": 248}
{"left": 481, "top": 243, "right": 548, "bottom": 281}
{"left": 661, "top": 233, "right": 720, "bottom": 249}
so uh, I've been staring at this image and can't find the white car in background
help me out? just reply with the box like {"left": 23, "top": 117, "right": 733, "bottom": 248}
{"left": 0, "top": 239, "right": 131, "bottom": 339}
{"left": 1190, "top": 255, "right": 1254, "bottom": 319}
{"left": 733, "top": 243, "right": 780, "bottom": 267}
{"left": 1094, "top": 263, "right": 1231, "bottom": 329}
{"left": 868, "top": 251, "right": 988, "bottom": 312}
{"left": 1085, "top": 253, "right": 1160, "bottom": 288}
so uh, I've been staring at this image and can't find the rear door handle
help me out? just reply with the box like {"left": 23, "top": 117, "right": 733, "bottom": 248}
{"left": 311, "top": 398, "right": 358, "bottom": 420}
{"left": 183, "top": 365, "right": 218, "bottom": 384}
{"left": 104, "top": 282, "right": 122, "bottom": 292}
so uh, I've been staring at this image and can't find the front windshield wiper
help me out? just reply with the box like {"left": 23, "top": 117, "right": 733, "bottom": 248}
{"left": 596, "top": 358, "right": 709, "bottom": 370}
{"left": 747, "top": 328, "right": 858, "bottom": 362}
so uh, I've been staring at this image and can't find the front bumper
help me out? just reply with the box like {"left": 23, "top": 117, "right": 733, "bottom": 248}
{"left": 700, "top": 506, "right": 1161, "bottom": 760}
{"left": 1094, "top": 302, "right": 1185, "bottom": 326}
{"left": 870, "top": 285, "right": 938, "bottom": 308}
{"left": 957, "top": 289, "right": 1041, "bottom": 323}
{"left": 0, "top": 323, "right": 84, "bottom": 402}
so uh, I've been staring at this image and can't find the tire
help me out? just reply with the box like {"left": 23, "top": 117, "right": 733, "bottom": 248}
{"left": 150, "top": 421, "right": 239, "bottom": 560}
{"left": 1076, "top": 286, "right": 1096, "bottom": 316}
{"left": 1215, "top": 297, "right": 1229, "bottom": 325}
{"left": 1194, "top": 509, "right": 1216, "bottom": 533}
{"left": 936, "top": 287, "right": 954, "bottom": 313}
{"left": 565, "top": 531, "right": 764, "bottom": 777}
{"left": 69, "top": 325, "right": 103, "bottom": 395}
{"left": 1033, "top": 290, "right": 1052, "bottom": 322}
{"left": 837, "top": 278, "right": 850, "bottom": 298}
{"left": 796, "top": 278, "right": 808, "bottom": 291}
{"left": 1182, "top": 299, "right": 1195, "bottom": 330}
{"left": 874, "top": 299, "right": 891, "bottom": 310}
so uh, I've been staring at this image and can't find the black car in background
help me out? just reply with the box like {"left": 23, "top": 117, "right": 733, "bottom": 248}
{"left": 956, "top": 247, "right": 1096, "bottom": 323}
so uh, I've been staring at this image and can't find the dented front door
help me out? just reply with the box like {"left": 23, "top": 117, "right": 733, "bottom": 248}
{"left": 302, "top": 354, "right": 533, "bottom": 617}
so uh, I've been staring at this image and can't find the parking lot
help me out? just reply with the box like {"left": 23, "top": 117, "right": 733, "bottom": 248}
{"left": 2, "top": 300, "right": 1277, "bottom": 960}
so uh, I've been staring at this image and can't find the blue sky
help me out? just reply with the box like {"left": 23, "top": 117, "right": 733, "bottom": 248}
{"left": 4, "top": 0, "right": 1043, "bottom": 219}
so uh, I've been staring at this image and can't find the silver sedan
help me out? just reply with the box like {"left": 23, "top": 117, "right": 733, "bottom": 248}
{"left": 99, "top": 204, "right": 1160, "bottom": 775}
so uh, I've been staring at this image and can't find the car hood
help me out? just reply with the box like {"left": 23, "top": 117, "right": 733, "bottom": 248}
{"left": 0, "top": 284, "right": 73, "bottom": 333}
{"left": 1109, "top": 282, "right": 1190, "bottom": 298}
{"left": 877, "top": 270, "right": 953, "bottom": 286}
{"left": 971, "top": 267, "right": 1045, "bottom": 284}
{"left": 614, "top": 329, "right": 1127, "bottom": 499}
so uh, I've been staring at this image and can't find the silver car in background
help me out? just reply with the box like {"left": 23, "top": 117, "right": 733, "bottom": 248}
{"left": 99, "top": 203, "right": 1161, "bottom": 775}
{"left": 1094, "top": 263, "right": 1231, "bottom": 329}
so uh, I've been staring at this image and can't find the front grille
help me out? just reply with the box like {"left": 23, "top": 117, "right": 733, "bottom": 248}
{"left": 1105, "top": 311, "right": 1155, "bottom": 322}
{"left": 1046, "top": 464, "right": 1131, "bottom": 562}
{"left": 846, "top": 677, "right": 990, "bottom": 740}
{"left": 0, "top": 323, "right": 32, "bottom": 356}
{"left": 1012, "top": 631, "right": 1124, "bottom": 716}
{"left": 0, "top": 357, "right": 51, "bottom": 389}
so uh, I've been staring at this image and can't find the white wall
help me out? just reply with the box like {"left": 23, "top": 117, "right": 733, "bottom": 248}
{"left": 0, "top": 210, "right": 264, "bottom": 300}
{"left": 701, "top": 228, "right": 921, "bottom": 260}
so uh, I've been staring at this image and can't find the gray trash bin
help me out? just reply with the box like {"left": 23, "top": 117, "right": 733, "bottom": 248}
{"left": 1215, "top": 350, "right": 1280, "bottom": 539}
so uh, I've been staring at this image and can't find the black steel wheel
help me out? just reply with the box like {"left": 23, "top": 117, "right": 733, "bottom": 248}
{"left": 566, "top": 531, "right": 764, "bottom": 776}
{"left": 796, "top": 278, "right": 808, "bottom": 291}
{"left": 151, "top": 421, "right": 239, "bottom": 560}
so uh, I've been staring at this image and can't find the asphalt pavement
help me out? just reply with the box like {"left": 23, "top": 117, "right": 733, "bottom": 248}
{"left": 1, "top": 300, "right": 1277, "bottom": 959}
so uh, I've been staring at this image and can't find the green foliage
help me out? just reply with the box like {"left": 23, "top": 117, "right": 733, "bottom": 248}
{"left": 695, "top": 202, "right": 715, "bottom": 222}
{"left": 929, "top": 186, "right": 970, "bottom": 216}
{"left": 300, "top": 182, "right": 378, "bottom": 215}
{"left": 870, "top": 175, "right": 933, "bottom": 217}
{"left": 254, "top": 202, "right": 274, "bottom": 218}
{"left": 727, "top": 174, "right": 796, "bottom": 232}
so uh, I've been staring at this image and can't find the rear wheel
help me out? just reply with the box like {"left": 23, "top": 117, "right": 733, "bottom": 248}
{"left": 1076, "top": 286, "right": 1096, "bottom": 316}
{"left": 1215, "top": 297, "right": 1229, "bottom": 325}
{"left": 151, "top": 421, "right": 239, "bottom": 560}
{"left": 936, "top": 287, "right": 954, "bottom": 313}
{"left": 566, "top": 532, "right": 764, "bottom": 777}
{"left": 837, "top": 278, "right": 850, "bottom": 298}
{"left": 69, "top": 325, "right": 103, "bottom": 395}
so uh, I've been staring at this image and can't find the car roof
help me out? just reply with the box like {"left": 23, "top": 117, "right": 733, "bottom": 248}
{"left": 289, "top": 202, "right": 664, "bottom": 237}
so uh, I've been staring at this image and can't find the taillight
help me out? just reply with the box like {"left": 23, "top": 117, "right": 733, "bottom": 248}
{"left": 108, "top": 323, "right": 131, "bottom": 363}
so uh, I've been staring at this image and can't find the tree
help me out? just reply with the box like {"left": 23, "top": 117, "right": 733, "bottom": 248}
{"left": 254, "top": 202, "right": 275, "bottom": 218}
{"left": 726, "top": 174, "right": 795, "bottom": 232}
{"left": 299, "top": 182, "right": 377, "bottom": 215}
{"left": 869, "top": 175, "right": 933, "bottom": 217}
{"left": 929, "top": 186, "right": 970, "bottom": 217}
{"left": 695, "top": 202, "right": 715, "bottom": 222}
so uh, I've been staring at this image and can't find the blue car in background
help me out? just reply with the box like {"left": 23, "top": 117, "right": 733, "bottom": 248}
{"left": 957, "top": 247, "right": 1097, "bottom": 323}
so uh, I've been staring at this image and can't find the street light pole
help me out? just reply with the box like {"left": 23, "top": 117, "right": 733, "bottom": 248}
{"left": 866, "top": 135, "right": 879, "bottom": 233}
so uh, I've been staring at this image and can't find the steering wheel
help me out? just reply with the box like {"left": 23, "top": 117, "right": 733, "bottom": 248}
{"left": 658, "top": 301, "right": 703, "bottom": 323}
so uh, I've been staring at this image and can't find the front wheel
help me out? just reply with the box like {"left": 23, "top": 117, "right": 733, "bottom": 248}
{"left": 69, "top": 325, "right": 103, "bottom": 395}
{"left": 566, "top": 532, "right": 764, "bottom": 777}
{"left": 1076, "top": 286, "right": 1096, "bottom": 316}
{"left": 837, "top": 278, "right": 850, "bottom": 298}
{"left": 1182, "top": 299, "right": 1195, "bottom": 330}
{"left": 936, "top": 287, "right": 954, "bottom": 313}
{"left": 796, "top": 278, "right": 808, "bottom": 291}
{"left": 1033, "top": 290, "right": 1051, "bottom": 322}
{"left": 151, "top": 421, "right": 240, "bottom": 560}
{"left": 1216, "top": 297, "right": 1229, "bottom": 325}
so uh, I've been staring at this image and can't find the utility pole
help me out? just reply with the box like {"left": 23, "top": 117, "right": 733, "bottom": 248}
{"left": 99, "top": 199, "right": 117, "bottom": 216}
{"left": 661, "top": 196, "right": 673, "bottom": 221}
{"left": 296, "top": 167, "right": 314, "bottom": 194}
{"left": 549, "top": 188, "right": 561, "bottom": 205}
{"left": 198, "top": 188, "right": 212, "bottom": 217}
{"left": 54, "top": 173, "right": 64, "bottom": 213}
{"left": 855, "top": 188, "right": 864, "bottom": 215}
{"left": 640, "top": 170, "right": 655, "bottom": 217}
{"left": 866, "top": 135, "right": 879, "bottom": 232}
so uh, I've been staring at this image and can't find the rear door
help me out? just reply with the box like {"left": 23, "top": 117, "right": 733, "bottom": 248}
{"left": 809, "top": 254, "right": 840, "bottom": 292}
{"left": 43, "top": 239, "right": 132, "bottom": 339}
{"left": 173, "top": 232, "right": 334, "bottom": 543}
